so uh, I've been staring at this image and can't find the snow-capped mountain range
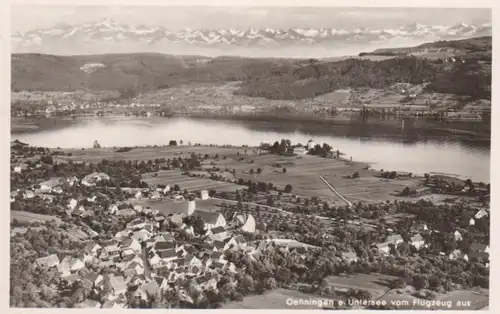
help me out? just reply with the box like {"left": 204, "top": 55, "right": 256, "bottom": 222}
{"left": 12, "top": 18, "right": 492, "bottom": 57}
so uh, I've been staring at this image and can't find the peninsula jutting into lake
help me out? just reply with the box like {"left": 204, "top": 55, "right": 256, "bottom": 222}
{"left": 10, "top": 5, "right": 490, "bottom": 310}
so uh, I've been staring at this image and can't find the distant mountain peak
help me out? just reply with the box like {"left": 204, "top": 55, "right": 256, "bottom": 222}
{"left": 11, "top": 19, "right": 492, "bottom": 56}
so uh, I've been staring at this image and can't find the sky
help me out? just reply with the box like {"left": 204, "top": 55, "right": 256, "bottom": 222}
{"left": 11, "top": 6, "right": 492, "bottom": 32}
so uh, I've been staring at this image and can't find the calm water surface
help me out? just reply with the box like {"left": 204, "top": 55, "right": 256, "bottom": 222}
{"left": 12, "top": 117, "right": 491, "bottom": 182}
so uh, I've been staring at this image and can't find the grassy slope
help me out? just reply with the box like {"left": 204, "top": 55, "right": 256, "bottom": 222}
{"left": 11, "top": 36, "right": 491, "bottom": 101}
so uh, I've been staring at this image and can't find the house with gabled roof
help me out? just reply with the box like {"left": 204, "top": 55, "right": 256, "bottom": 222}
{"left": 102, "top": 244, "right": 120, "bottom": 259}
{"left": 158, "top": 249, "right": 178, "bottom": 263}
{"left": 58, "top": 256, "right": 85, "bottom": 276}
{"left": 107, "top": 275, "right": 127, "bottom": 301}
{"left": 121, "top": 248, "right": 137, "bottom": 258}
{"left": 193, "top": 209, "right": 226, "bottom": 231}
{"left": 341, "top": 252, "right": 358, "bottom": 263}
{"left": 52, "top": 186, "right": 63, "bottom": 194}
{"left": 67, "top": 176, "right": 79, "bottom": 187}
{"left": 475, "top": 208, "right": 488, "bottom": 219}
{"left": 449, "top": 249, "right": 463, "bottom": 261}
{"left": 85, "top": 272, "right": 104, "bottom": 288}
{"left": 454, "top": 230, "right": 463, "bottom": 242}
{"left": 157, "top": 232, "right": 176, "bottom": 242}
{"left": 238, "top": 214, "right": 256, "bottom": 233}
{"left": 39, "top": 177, "right": 62, "bottom": 191}
{"left": 154, "top": 276, "right": 170, "bottom": 292}
{"left": 75, "top": 299, "right": 101, "bottom": 308}
{"left": 67, "top": 198, "right": 78, "bottom": 211}
{"left": 82, "top": 172, "right": 110, "bottom": 187}
{"left": 224, "top": 235, "right": 246, "bottom": 251}
{"left": 61, "top": 273, "right": 80, "bottom": 286}
{"left": 185, "top": 254, "right": 203, "bottom": 267}
{"left": 108, "top": 204, "right": 119, "bottom": 215}
{"left": 207, "top": 226, "right": 229, "bottom": 241}
{"left": 13, "top": 163, "right": 28, "bottom": 173}
{"left": 118, "top": 237, "right": 142, "bottom": 253}
{"left": 149, "top": 253, "right": 162, "bottom": 269}
{"left": 135, "top": 281, "right": 160, "bottom": 301}
{"left": 154, "top": 214, "right": 167, "bottom": 224}
{"left": 117, "top": 208, "right": 136, "bottom": 218}
{"left": 199, "top": 277, "right": 218, "bottom": 291}
{"left": 375, "top": 243, "right": 391, "bottom": 255}
{"left": 23, "top": 190, "right": 35, "bottom": 199}
{"left": 470, "top": 242, "right": 489, "bottom": 253}
{"left": 84, "top": 243, "right": 102, "bottom": 256}
{"left": 386, "top": 234, "right": 404, "bottom": 246}
{"left": 114, "top": 230, "right": 131, "bottom": 239}
{"left": 212, "top": 240, "right": 226, "bottom": 252}
{"left": 410, "top": 234, "right": 425, "bottom": 250}
{"left": 127, "top": 218, "right": 147, "bottom": 230}
{"left": 126, "top": 261, "right": 144, "bottom": 276}
{"left": 411, "top": 221, "right": 429, "bottom": 232}
{"left": 34, "top": 254, "right": 60, "bottom": 269}
{"left": 101, "top": 300, "right": 126, "bottom": 309}
{"left": 466, "top": 251, "right": 489, "bottom": 262}
{"left": 172, "top": 258, "right": 186, "bottom": 269}
{"left": 186, "top": 265, "right": 204, "bottom": 277}
{"left": 127, "top": 274, "right": 147, "bottom": 287}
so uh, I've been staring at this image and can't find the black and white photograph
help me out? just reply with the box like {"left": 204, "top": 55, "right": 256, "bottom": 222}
{"left": 8, "top": 3, "right": 492, "bottom": 310}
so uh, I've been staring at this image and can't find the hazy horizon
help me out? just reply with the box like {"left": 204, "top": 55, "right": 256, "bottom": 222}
{"left": 12, "top": 6, "right": 492, "bottom": 33}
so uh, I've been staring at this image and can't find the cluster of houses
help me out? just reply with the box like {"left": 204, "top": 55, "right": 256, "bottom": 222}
{"left": 373, "top": 206, "right": 490, "bottom": 265}
{"left": 30, "top": 183, "right": 277, "bottom": 308}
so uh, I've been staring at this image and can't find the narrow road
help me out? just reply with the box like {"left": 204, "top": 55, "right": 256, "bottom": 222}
{"left": 141, "top": 246, "right": 152, "bottom": 280}
{"left": 319, "top": 175, "right": 353, "bottom": 208}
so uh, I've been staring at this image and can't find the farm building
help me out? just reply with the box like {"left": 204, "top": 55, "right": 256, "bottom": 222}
{"left": 293, "top": 147, "right": 308, "bottom": 155}
{"left": 82, "top": 172, "right": 110, "bottom": 186}
{"left": 168, "top": 200, "right": 196, "bottom": 216}
{"left": 193, "top": 210, "right": 226, "bottom": 231}
{"left": 475, "top": 209, "right": 488, "bottom": 219}
{"left": 200, "top": 190, "right": 210, "bottom": 200}
{"left": 34, "top": 254, "right": 60, "bottom": 269}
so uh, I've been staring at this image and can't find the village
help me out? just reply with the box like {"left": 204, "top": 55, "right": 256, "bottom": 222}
{"left": 10, "top": 139, "right": 490, "bottom": 309}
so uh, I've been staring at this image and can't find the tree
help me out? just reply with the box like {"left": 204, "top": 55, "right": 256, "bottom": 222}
{"left": 250, "top": 168, "right": 254, "bottom": 175}
{"left": 282, "top": 168, "right": 287, "bottom": 174}
{"left": 169, "top": 140, "right": 177, "bottom": 146}
{"left": 413, "top": 274, "right": 428, "bottom": 290}
{"left": 266, "top": 196, "right": 274, "bottom": 207}
{"left": 284, "top": 184, "right": 293, "bottom": 193}
{"left": 256, "top": 168, "right": 262, "bottom": 174}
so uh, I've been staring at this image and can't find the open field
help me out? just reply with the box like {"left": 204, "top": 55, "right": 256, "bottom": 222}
{"left": 142, "top": 170, "right": 245, "bottom": 193}
{"left": 11, "top": 210, "right": 61, "bottom": 224}
{"left": 58, "top": 146, "right": 244, "bottom": 163}
{"left": 324, "top": 273, "right": 399, "bottom": 299}
{"left": 222, "top": 288, "right": 334, "bottom": 309}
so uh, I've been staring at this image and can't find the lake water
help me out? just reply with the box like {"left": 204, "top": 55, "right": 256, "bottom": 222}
{"left": 12, "top": 116, "right": 491, "bottom": 182}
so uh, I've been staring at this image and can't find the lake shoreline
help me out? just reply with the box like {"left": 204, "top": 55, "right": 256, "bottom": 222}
{"left": 11, "top": 116, "right": 490, "bottom": 182}
{"left": 11, "top": 115, "right": 491, "bottom": 143}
